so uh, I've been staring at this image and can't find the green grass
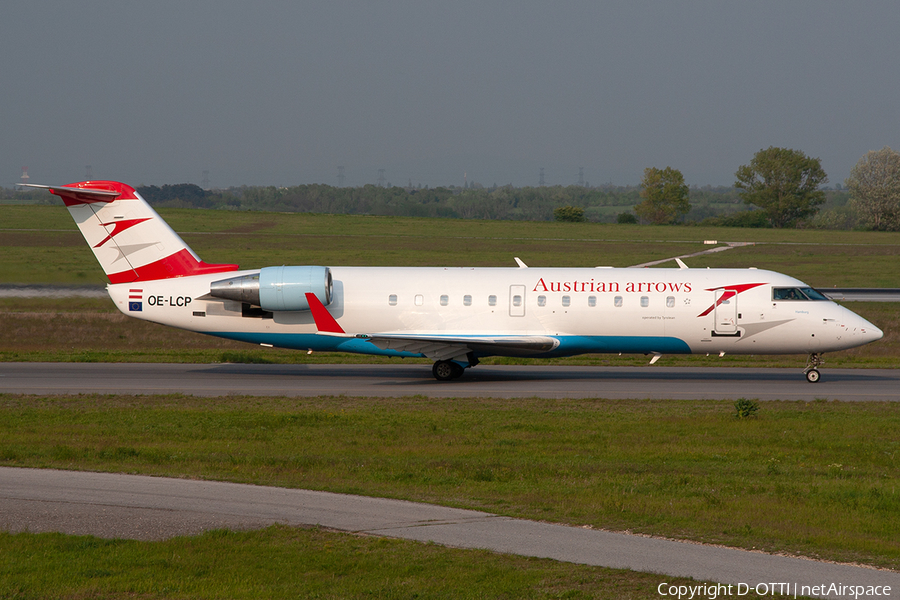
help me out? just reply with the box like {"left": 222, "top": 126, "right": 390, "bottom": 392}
{"left": 3, "top": 205, "right": 900, "bottom": 285}
{"left": 0, "top": 526, "right": 762, "bottom": 600}
{"left": 2, "top": 394, "right": 898, "bottom": 571}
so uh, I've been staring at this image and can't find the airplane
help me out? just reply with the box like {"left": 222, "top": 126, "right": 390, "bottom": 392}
{"left": 23, "top": 180, "right": 883, "bottom": 383}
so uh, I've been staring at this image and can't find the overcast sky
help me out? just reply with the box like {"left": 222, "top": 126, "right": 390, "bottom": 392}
{"left": 3, "top": 1, "right": 898, "bottom": 189}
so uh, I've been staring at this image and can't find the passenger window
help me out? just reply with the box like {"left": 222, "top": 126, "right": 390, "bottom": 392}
{"left": 463, "top": 295, "right": 472, "bottom": 306}
{"left": 415, "top": 294, "right": 424, "bottom": 306}
{"left": 614, "top": 296, "right": 623, "bottom": 307}
{"left": 666, "top": 296, "right": 675, "bottom": 308}
{"left": 388, "top": 294, "right": 398, "bottom": 306}
{"left": 640, "top": 296, "right": 649, "bottom": 307}
{"left": 562, "top": 296, "right": 570, "bottom": 307}
{"left": 488, "top": 295, "right": 497, "bottom": 306}
{"left": 537, "top": 295, "right": 546, "bottom": 307}
{"left": 588, "top": 296, "right": 596, "bottom": 307}
{"left": 440, "top": 295, "right": 449, "bottom": 306}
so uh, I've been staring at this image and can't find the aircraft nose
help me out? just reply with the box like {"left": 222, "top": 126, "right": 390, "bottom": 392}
{"left": 864, "top": 322, "right": 884, "bottom": 343}
{"left": 855, "top": 314, "right": 883, "bottom": 343}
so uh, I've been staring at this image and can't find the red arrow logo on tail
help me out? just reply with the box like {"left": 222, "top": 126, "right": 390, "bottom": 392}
{"left": 94, "top": 218, "right": 152, "bottom": 248}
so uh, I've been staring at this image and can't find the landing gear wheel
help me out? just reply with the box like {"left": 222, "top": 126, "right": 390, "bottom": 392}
{"left": 804, "top": 353, "right": 824, "bottom": 383}
{"left": 432, "top": 360, "right": 464, "bottom": 381}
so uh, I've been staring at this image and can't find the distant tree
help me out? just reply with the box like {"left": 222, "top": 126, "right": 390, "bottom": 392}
{"left": 138, "top": 183, "right": 211, "bottom": 207}
{"left": 845, "top": 146, "right": 900, "bottom": 231}
{"left": 554, "top": 205, "right": 586, "bottom": 222}
{"left": 720, "top": 209, "right": 769, "bottom": 228}
{"left": 617, "top": 211, "right": 638, "bottom": 224}
{"left": 734, "top": 147, "right": 827, "bottom": 228}
{"left": 634, "top": 167, "right": 690, "bottom": 224}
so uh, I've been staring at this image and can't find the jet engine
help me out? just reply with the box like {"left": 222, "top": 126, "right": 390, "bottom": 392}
{"left": 209, "top": 266, "right": 333, "bottom": 311}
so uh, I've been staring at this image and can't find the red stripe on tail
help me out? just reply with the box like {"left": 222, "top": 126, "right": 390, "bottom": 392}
{"left": 107, "top": 248, "right": 238, "bottom": 283}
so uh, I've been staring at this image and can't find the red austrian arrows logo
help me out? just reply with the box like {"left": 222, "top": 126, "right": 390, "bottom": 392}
{"left": 93, "top": 218, "right": 152, "bottom": 248}
{"left": 696, "top": 283, "right": 765, "bottom": 317}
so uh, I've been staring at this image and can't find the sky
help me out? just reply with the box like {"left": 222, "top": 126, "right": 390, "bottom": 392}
{"left": 3, "top": 1, "right": 899, "bottom": 189}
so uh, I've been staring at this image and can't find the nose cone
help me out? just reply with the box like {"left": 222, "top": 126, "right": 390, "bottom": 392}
{"left": 849, "top": 309, "right": 883, "bottom": 345}
{"left": 861, "top": 319, "right": 884, "bottom": 344}
{"left": 833, "top": 306, "right": 883, "bottom": 349}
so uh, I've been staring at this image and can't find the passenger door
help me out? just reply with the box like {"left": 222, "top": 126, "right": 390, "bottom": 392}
{"left": 509, "top": 285, "right": 525, "bottom": 317}
{"left": 714, "top": 289, "right": 737, "bottom": 334}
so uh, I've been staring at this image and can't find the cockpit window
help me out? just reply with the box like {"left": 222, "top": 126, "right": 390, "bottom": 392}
{"left": 799, "top": 287, "right": 829, "bottom": 300}
{"left": 773, "top": 287, "right": 829, "bottom": 301}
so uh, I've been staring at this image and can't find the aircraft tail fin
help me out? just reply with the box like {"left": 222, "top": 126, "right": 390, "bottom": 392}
{"left": 25, "top": 181, "right": 238, "bottom": 283}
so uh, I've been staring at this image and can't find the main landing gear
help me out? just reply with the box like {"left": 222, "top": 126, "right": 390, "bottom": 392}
{"left": 432, "top": 360, "right": 465, "bottom": 381}
{"left": 804, "top": 353, "right": 823, "bottom": 383}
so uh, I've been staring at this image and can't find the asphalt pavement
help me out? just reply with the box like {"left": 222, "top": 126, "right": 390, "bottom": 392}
{"left": 1, "top": 362, "right": 898, "bottom": 401}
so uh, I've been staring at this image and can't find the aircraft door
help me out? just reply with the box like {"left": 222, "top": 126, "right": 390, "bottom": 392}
{"left": 509, "top": 285, "right": 525, "bottom": 317}
{"left": 714, "top": 289, "right": 737, "bottom": 334}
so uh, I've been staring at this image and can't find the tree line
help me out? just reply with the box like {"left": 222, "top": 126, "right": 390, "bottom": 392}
{"left": 134, "top": 175, "right": 853, "bottom": 229}
{"left": 136, "top": 182, "right": 748, "bottom": 223}
{"left": 5, "top": 146, "right": 898, "bottom": 230}
{"left": 557, "top": 146, "right": 900, "bottom": 231}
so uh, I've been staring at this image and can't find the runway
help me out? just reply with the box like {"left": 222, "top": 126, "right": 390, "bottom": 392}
{"left": 1, "top": 362, "right": 898, "bottom": 401}
{"left": 3, "top": 467, "right": 898, "bottom": 599}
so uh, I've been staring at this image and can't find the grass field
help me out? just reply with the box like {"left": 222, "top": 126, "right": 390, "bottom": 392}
{"left": 3, "top": 204, "right": 900, "bottom": 285}
{"left": 0, "top": 527, "right": 762, "bottom": 600}
{"left": 2, "top": 394, "right": 899, "bottom": 572}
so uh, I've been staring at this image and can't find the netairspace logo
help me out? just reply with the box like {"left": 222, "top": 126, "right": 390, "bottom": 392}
{"left": 657, "top": 581, "right": 893, "bottom": 599}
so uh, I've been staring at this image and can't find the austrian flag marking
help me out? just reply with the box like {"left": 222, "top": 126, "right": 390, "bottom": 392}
{"left": 128, "top": 289, "right": 143, "bottom": 312}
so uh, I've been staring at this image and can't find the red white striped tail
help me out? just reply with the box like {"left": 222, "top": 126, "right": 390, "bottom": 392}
{"left": 41, "top": 181, "right": 238, "bottom": 283}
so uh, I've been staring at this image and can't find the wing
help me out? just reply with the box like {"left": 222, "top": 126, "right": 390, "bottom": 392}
{"left": 303, "top": 292, "right": 559, "bottom": 361}
{"left": 361, "top": 334, "right": 559, "bottom": 361}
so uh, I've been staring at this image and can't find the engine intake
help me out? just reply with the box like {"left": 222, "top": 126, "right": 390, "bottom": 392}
{"left": 210, "top": 266, "right": 332, "bottom": 311}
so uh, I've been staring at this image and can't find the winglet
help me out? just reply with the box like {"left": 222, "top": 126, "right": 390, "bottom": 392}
{"left": 514, "top": 257, "right": 528, "bottom": 268}
{"left": 305, "top": 292, "right": 345, "bottom": 333}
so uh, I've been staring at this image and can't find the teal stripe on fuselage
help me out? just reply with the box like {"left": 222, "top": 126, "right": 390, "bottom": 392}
{"left": 209, "top": 332, "right": 692, "bottom": 358}
{"left": 548, "top": 335, "right": 691, "bottom": 357}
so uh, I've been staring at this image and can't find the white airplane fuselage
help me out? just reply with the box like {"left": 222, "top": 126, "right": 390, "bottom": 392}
{"left": 107, "top": 266, "right": 880, "bottom": 358}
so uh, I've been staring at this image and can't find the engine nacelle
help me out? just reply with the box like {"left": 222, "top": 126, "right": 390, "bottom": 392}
{"left": 210, "top": 266, "right": 333, "bottom": 311}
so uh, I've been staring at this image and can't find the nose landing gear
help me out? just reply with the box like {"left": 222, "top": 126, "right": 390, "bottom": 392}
{"left": 804, "top": 353, "right": 823, "bottom": 383}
